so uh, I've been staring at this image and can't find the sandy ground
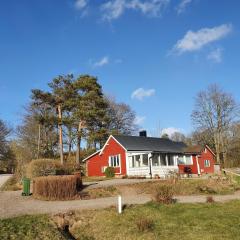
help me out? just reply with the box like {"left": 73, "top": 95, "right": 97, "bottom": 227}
{"left": 0, "top": 174, "right": 12, "bottom": 188}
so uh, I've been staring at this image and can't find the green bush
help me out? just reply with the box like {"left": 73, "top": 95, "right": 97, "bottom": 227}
{"left": 104, "top": 167, "right": 115, "bottom": 178}
{"left": 27, "top": 159, "right": 63, "bottom": 179}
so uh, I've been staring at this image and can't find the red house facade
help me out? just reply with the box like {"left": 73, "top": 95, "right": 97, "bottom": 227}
{"left": 84, "top": 134, "right": 216, "bottom": 178}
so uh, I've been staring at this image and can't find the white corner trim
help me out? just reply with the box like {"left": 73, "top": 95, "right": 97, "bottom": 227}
{"left": 99, "top": 135, "right": 127, "bottom": 155}
{"left": 82, "top": 150, "right": 101, "bottom": 162}
{"left": 205, "top": 145, "right": 216, "bottom": 156}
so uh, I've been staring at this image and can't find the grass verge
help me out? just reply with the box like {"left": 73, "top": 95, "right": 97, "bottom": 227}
{"left": 0, "top": 214, "right": 66, "bottom": 240}
{"left": 68, "top": 200, "right": 240, "bottom": 240}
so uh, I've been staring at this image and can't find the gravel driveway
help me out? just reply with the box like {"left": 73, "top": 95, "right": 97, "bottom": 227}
{"left": 0, "top": 174, "right": 12, "bottom": 188}
{"left": 0, "top": 191, "right": 150, "bottom": 219}
{"left": 1, "top": 189, "right": 240, "bottom": 219}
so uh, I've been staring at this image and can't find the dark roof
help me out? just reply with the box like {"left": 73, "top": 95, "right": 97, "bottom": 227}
{"left": 113, "top": 135, "right": 187, "bottom": 153}
{"left": 183, "top": 145, "right": 203, "bottom": 154}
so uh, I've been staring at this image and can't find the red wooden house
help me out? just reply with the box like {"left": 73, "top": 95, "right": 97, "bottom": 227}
{"left": 84, "top": 132, "right": 216, "bottom": 178}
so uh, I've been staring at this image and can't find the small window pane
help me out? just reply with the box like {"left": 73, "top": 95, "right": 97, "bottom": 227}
{"left": 160, "top": 154, "right": 167, "bottom": 166}
{"left": 204, "top": 160, "right": 210, "bottom": 167}
{"left": 152, "top": 154, "right": 159, "bottom": 166}
{"left": 168, "top": 155, "right": 174, "bottom": 166}
{"left": 135, "top": 155, "right": 140, "bottom": 167}
{"left": 185, "top": 156, "right": 192, "bottom": 165}
{"left": 178, "top": 155, "right": 184, "bottom": 164}
{"left": 142, "top": 154, "right": 148, "bottom": 166}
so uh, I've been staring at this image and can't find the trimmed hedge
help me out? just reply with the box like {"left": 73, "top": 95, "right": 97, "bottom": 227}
{"left": 27, "top": 159, "right": 63, "bottom": 179}
{"left": 33, "top": 175, "right": 82, "bottom": 200}
{"left": 27, "top": 159, "right": 82, "bottom": 179}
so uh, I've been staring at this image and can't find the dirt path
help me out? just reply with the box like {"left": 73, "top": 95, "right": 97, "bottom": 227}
{"left": 0, "top": 174, "right": 12, "bottom": 188}
{"left": 1, "top": 190, "right": 240, "bottom": 219}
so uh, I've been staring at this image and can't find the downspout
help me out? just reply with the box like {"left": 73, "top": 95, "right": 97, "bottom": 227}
{"left": 149, "top": 153, "right": 153, "bottom": 179}
{"left": 196, "top": 155, "right": 200, "bottom": 176}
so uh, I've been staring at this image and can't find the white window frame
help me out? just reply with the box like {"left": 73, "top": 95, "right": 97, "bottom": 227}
{"left": 177, "top": 155, "right": 193, "bottom": 165}
{"left": 109, "top": 155, "right": 120, "bottom": 167}
{"left": 204, "top": 159, "right": 210, "bottom": 167}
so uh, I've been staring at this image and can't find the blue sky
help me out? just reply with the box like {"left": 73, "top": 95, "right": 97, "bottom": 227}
{"left": 0, "top": 0, "right": 240, "bottom": 137}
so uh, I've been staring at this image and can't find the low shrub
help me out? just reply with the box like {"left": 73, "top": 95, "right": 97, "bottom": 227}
{"left": 206, "top": 196, "right": 215, "bottom": 203}
{"left": 104, "top": 167, "right": 115, "bottom": 178}
{"left": 136, "top": 217, "right": 154, "bottom": 232}
{"left": 27, "top": 159, "right": 63, "bottom": 179}
{"left": 33, "top": 175, "right": 81, "bottom": 200}
{"left": 153, "top": 184, "right": 174, "bottom": 204}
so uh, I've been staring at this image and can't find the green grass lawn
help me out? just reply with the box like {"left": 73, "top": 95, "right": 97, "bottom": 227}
{"left": 0, "top": 215, "right": 65, "bottom": 240}
{"left": 70, "top": 201, "right": 240, "bottom": 240}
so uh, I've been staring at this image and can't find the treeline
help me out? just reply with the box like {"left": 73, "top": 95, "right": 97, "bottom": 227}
{"left": 1, "top": 77, "right": 240, "bottom": 174}
{"left": 19, "top": 74, "right": 137, "bottom": 161}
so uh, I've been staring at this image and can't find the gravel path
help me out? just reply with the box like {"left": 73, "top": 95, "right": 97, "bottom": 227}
{"left": 0, "top": 191, "right": 150, "bottom": 219}
{"left": 0, "top": 174, "right": 12, "bottom": 188}
{"left": 1, "top": 190, "right": 240, "bottom": 219}
{"left": 83, "top": 178, "right": 158, "bottom": 189}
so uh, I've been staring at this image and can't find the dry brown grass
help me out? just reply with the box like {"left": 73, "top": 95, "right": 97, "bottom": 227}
{"left": 153, "top": 184, "right": 174, "bottom": 204}
{"left": 136, "top": 217, "right": 154, "bottom": 232}
{"left": 33, "top": 175, "right": 80, "bottom": 200}
{"left": 80, "top": 186, "right": 118, "bottom": 199}
{"left": 129, "top": 178, "right": 236, "bottom": 196}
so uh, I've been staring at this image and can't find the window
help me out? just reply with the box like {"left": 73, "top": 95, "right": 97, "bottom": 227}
{"left": 160, "top": 154, "right": 167, "bottom": 166}
{"left": 109, "top": 155, "right": 120, "bottom": 167}
{"left": 178, "top": 155, "right": 192, "bottom": 165}
{"left": 204, "top": 159, "right": 210, "bottom": 167}
{"left": 178, "top": 155, "right": 185, "bottom": 164}
{"left": 135, "top": 155, "right": 141, "bottom": 167}
{"left": 185, "top": 156, "right": 192, "bottom": 165}
{"left": 142, "top": 154, "right": 149, "bottom": 166}
{"left": 168, "top": 155, "right": 174, "bottom": 166}
{"left": 152, "top": 154, "right": 160, "bottom": 166}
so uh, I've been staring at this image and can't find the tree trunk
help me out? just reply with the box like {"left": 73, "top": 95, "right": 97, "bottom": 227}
{"left": 67, "top": 127, "right": 72, "bottom": 158}
{"left": 76, "top": 135, "right": 81, "bottom": 164}
{"left": 37, "top": 124, "right": 41, "bottom": 159}
{"left": 214, "top": 132, "right": 221, "bottom": 164}
{"left": 57, "top": 105, "right": 64, "bottom": 165}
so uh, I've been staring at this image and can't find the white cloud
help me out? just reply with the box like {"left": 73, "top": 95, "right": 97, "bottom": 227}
{"left": 161, "top": 127, "right": 182, "bottom": 137}
{"left": 93, "top": 56, "right": 109, "bottom": 67}
{"left": 207, "top": 48, "right": 223, "bottom": 63}
{"left": 101, "top": 0, "right": 169, "bottom": 21}
{"left": 131, "top": 88, "right": 155, "bottom": 100}
{"left": 134, "top": 116, "right": 146, "bottom": 125}
{"left": 176, "top": 0, "right": 192, "bottom": 14}
{"left": 172, "top": 24, "right": 232, "bottom": 54}
{"left": 75, "top": 0, "right": 88, "bottom": 10}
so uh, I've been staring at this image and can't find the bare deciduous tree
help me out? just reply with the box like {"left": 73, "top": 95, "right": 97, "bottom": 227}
{"left": 106, "top": 96, "right": 137, "bottom": 135}
{"left": 191, "top": 84, "right": 239, "bottom": 164}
